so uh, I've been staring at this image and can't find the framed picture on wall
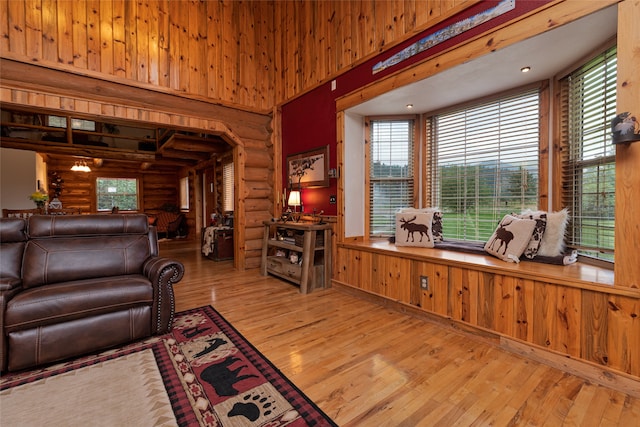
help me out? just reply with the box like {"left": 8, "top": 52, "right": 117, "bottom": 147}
{"left": 287, "top": 145, "right": 330, "bottom": 188}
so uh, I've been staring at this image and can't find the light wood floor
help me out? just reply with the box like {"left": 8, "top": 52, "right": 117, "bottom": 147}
{"left": 163, "top": 240, "right": 640, "bottom": 426}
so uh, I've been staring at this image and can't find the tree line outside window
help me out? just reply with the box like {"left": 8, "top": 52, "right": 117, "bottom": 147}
{"left": 428, "top": 88, "right": 540, "bottom": 242}
{"left": 96, "top": 177, "right": 138, "bottom": 211}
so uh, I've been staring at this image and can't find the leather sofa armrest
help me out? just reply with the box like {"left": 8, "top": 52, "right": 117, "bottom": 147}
{"left": 1, "top": 286, "right": 23, "bottom": 372}
{"left": 143, "top": 257, "right": 185, "bottom": 334}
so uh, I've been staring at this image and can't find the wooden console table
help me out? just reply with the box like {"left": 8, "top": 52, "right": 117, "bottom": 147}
{"left": 261, "top": 220, "right": 332, "bottom": 293}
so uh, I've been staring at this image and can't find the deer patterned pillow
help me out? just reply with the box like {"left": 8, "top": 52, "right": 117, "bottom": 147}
{"left": 426, "top": 208, "right": 443, "bottom": 242}
{"left": 484, "top": 214, "right": 537, "bottom": 262}
{"left": 521, "top": 208, "right": 569, "bottom": 257}
{"left": 395, "top": 211, "right": 435, "bottom": 248}
{"left": 514, "top": 211, "right": 547, "bottom": 259}
{"left": 397, "top": 208, "right": 443, "bottom": 242}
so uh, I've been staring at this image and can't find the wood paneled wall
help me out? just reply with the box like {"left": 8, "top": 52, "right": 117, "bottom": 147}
{"left": 0, "top": 1, "right": 474, "bottom": 111}
{"left": 335, "top": 243, "right": 640, "bottom": 380}
{"left": 1, "top": 0, "right": 276, "bottom": 110}
{"left": 272, "top": 0, "right": 475, "bottom": 102}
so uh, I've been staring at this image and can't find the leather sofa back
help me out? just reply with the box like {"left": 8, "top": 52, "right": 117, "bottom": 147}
{"left": 23, "top": 215, "right": 153, "bottom": 289}
{"left": 0, "top": 218, "right": 27, "bottom": 282}
{"left": 28, "top": 214, "right": 149, "bottom": 237}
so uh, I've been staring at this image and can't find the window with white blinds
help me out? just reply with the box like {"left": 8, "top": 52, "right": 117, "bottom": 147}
{"left": 179, "top": 176, "right": 189, "bottom": 210}
{"left": 428, "top": 88, "right": 540, "bottom": 242}
{"left": 223, "top": 162, "right": 234, "bottom": 212}
{"left": 560, "top": 46, "right": 616, "bottom": 261}
{"left": 369, "top": 119, "right": 414, "bottom": 236}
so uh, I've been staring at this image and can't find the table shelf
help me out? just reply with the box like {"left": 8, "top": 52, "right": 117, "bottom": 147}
{"left": 261, "top": 221, "right": 332, "bottom": 293}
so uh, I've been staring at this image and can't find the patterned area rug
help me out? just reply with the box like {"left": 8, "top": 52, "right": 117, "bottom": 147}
{"left": 1, "top": 305, "right": 337, "bottom": 427}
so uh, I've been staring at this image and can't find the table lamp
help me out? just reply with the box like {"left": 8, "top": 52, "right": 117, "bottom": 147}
{"left": 288, "top": 190, "right": 301, "bottom": 212}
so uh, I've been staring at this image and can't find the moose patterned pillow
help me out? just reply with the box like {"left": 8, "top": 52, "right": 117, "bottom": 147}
{"left": 484, "top": 214, "right": 536, "bottom": 262}
{"left": 395, "top": 211, "right": 435, "bottom": 248}
{"left": 397, "top": 208, "right": 443, "bottom": 242}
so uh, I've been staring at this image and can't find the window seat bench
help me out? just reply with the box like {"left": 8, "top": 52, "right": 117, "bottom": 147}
{"left": 338, "top": 239, "right": 624, "bottom": 295}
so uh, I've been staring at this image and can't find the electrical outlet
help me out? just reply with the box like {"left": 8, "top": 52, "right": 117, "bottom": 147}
{"left": 420, "top": 275, "right": 429, "bottom": 290}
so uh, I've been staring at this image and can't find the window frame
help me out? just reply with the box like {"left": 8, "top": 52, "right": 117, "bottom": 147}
{"left": 47, "top": 115, "right": 96, "bottom": 131}
{"left": 95, "top": 176, "right": 140, "bottom": 212}
{"left": 556, "top": 43, "right": 617, "bottom": 264}
{"left": 423, "top": 83, "right": 548, "bottom": 243}
{"left": 179, "top": 176, "right": 189, "bottom": 211}
{"left": 222, "top": 161, "right": 234, "bottom": 213}
{"left": 365, "top": 115, "right": 419, "bottom": 238}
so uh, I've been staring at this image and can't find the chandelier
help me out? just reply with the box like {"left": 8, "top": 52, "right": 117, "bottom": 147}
{"left": 70, "top": 160, "right": 91, "bottom": 172}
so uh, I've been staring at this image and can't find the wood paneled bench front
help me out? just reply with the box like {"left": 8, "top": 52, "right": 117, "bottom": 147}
{"left": 334, "top": 240, "right": 639, "bottom": 396}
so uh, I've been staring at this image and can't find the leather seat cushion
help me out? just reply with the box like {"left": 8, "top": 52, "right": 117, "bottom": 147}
{"left": 7, "top": 307, "right": 152, "bottom": 371}
{"left": 4, "top": 275, "right": 153, "bottom": 332}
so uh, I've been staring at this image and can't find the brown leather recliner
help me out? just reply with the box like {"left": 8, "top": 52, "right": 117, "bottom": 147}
{"left": 0, "top": 214, "right": 184, "bottom": 372}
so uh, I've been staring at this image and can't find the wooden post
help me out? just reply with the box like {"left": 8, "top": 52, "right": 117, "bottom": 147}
{"left": 300, "top": 228, "right": 315, "bottom": 294}
{"left": 261, "top": 222, "right": 270, "bottom": 277}
{"left": 614, "top": 0, "right": 640, "bottom": 289}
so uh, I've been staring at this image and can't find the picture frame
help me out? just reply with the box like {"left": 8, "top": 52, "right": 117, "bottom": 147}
{"left": 287, "top": 145, "right": 329, "bottom": 188}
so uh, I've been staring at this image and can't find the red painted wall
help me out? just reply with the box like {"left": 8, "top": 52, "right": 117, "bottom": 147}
{"left": 281, "top": 81, "right": 337, "bottom": 215}
{"left": 281, "top": 0, "right": 550, "bottom": 216}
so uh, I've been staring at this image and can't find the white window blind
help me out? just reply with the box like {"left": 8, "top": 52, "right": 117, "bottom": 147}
{"left": 369, "top": 119, "right": 414, "bottom": 236}
{"left": 561, "top": 46, "right": 616, "bottom": 261}
{"left": 429, "top": 89, "right": 540, "bottom": 241}
{"left": 223, "top": 162, "right": 234, "bottom": 212}
{"left": 179, "top": 176, "right": 189, "bottom": 210}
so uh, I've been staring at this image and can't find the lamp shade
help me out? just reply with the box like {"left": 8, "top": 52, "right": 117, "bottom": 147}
{"left": 288, "top": 190, "right": 301, "bottom": 207}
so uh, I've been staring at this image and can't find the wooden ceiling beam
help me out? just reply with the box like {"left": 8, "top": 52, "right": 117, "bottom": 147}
{"left": 158, "top": 148, "right": 209, "bottom": 161}
{"left": 0, "top": 58, "right": 272, "bottom": 138}
{"left": 161, "top": 141, "right": 225, "bottom": 153}
{"left": 0, "top": 138, "right": 157, "bottom": 162}
{"left": 162, "top": 135, "right": 230, "bottom": 153}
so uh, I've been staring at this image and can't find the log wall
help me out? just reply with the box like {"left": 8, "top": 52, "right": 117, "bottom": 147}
{"left": 43, "top": 156, "right": 178, "bottom": 215}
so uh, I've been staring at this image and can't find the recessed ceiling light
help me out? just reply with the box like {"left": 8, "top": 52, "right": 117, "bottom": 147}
{"left": 521, "top": 66, "right": 531, "bottom": 73}
{"left": 406, "top": 104, "right": 414, "bottom": 109}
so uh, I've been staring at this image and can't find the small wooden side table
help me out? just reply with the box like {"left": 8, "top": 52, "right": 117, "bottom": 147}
{"left": 261, "top": 220, "right": 332, "bottom": 293}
